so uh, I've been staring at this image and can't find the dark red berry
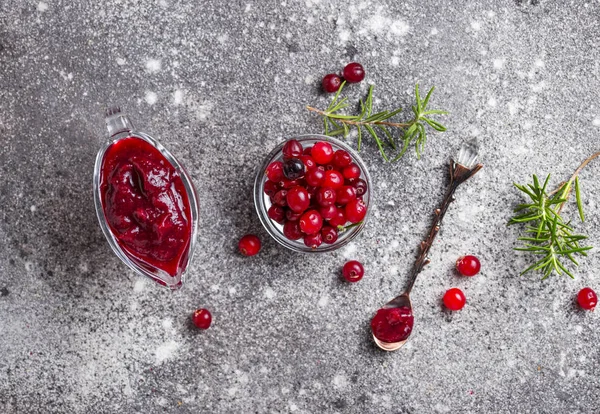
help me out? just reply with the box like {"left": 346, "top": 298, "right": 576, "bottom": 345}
{"left": 316, "top": 187, "right": 337, "bottom": 206}
{"left": 281, "top": 178, "right": 302, "bottom": 189}
{"left": 323, "top": 170, "right": 344, "bottom": 189}
{"left": 299, "top": 209, "right": 323, "bottom": 235}
{"left": 192, "top": 308, "right": 212, "bottom": 329}
{"left": 285, "top": 209, "right": 302, "bottom": 221}
{"left": 321, "top": 226, "right": 338, "bottom": 244}
{"left": 336, "top": 185, "right": 357, "bottom": 205}
{"left": 303, "top": 146, "right": 312, "bottom": 155}
{"left": 345, "top": 198, "right": 367, "bottom": 223}
{"left": 286, "top": 186, "right": 310, "bottom": 213}
{"left": 332, "top": 149, "right": 353, "bottom": 169}
{"left": 342, "top": 260, "right": 364, "bottom": 282}
{"left": 443, "top": 288, "right": 466, "bottom": 311}
{"left": 283, "top": 220, "right": 303, "bottom": 240}
{"left": 342, "top": 62, "right": 365, "bottom": 83}
{"left": 267, "top": 205, "right": 286, "bottom": 223}
{"left": 352, "top": 178, "right": 367, "bottom": 196}
{"left": 282, "top": 139, "right": 303, "bottom": 159}
{"left": 319, "top": 204, "right": 338, "bottom": 220}
{"left": 266, "top": 161, "right": 284, "bottom": 182}
{"left": 456, "top": 255, "right": 481, "bottom": 277}
{"left": 299, "top": 155, "right": 317, "bottom": 171}
{"left": 264, "top": 180, "right": 280, "bottom": 197}
{"left": 322, "top": 73, "right": 342, "bottom": 93}
{"left": 578, "top": 287, "right": 598, "bottom": 310}
{"left": 342, "top": 163, "right": 361, "bottom": 180}
{"left": 306, "top": 168, "right": 325, "bottom": 187}
{"left": 273, "top": 189, "right": 288, "bottom": 207}
{"left": 311, "top": 142, "right": 334, "bottom": 165}
{"left": 328, "top": 209, "right": 347, "bottom": 227}
{"left": 239, "top": 234, "right": 261, "bottom": 256}
{"left": 283, "top": 158, "right": 305, "bottom": 180}
{"left": 304, "top": 232, "right": 323, "bottom": 249}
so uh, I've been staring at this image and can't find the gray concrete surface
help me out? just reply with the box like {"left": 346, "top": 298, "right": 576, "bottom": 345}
{"left": 1, "top": 0, "right": 600, "bottom": 412}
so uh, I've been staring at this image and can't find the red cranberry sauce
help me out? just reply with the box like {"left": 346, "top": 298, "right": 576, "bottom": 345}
{"left": 370, "top": 307, "right": 414, "bottom": 343}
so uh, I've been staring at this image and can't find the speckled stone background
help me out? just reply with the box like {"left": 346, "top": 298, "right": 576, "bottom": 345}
{"left": 1, "top": 0, "right": 600, "bottom": 412}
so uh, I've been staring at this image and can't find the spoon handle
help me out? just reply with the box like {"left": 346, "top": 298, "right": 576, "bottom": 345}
{"left": 404, "top": 161, "right": 483, "bottom": 295}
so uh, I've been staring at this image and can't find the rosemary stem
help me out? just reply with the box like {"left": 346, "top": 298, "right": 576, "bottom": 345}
{"left": 306, "top": 106, "right": 412, "bottom": 128}
{"left": 556, "top": 151, "right": 600, "bottom": 214}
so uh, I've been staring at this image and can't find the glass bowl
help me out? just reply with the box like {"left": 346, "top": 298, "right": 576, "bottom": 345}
{"left": 254, "top": 134, "right": 372, "bottom": 253}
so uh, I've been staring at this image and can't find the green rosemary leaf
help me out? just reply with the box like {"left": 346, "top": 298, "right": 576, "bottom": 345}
{"left": 328, "top": 128, "right": 346, "bottom": 137}
{"left": 365, "top": 124, "right": 389, "bottom": 161}
{"left": 575, "top": 176, "right": 585, "bottom": 222}
{"left": 423, "top": 117, "right": 447, "bottom": 132}
{"left": 366, "top": 86, "right": 374, "bottom": 117}
{"left": 357, "top": 125, "right": 362, "bottom": 151}
{"left": 376, "top": 125, "right": 395, "bottom": 149}
{"left": 324, "top": 117, "right": 329, "bottom": 135}
{"left": 415, "top": 84, "right": 422, "bottom": 110}
{"left": 421, "top": 109, "right": 449, "bottom": 116}
{"left": 342, "top": 122, "right": 350, "bottom": 137}
{"left": 328, "top": 81, "right": 347, "bottom": 111}
{"left": 421, "top": 86, "right": 434, "bottom": 109}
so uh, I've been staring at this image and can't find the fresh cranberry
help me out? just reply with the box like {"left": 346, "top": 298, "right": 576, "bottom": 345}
{"left": 371, "top": 307, "right": 413, "bottom": 343}
{"left": 345, "top": 199, "right": 367, "bottom": 223}
{"left": 267, "top": 205, "right": 286, "bottom": 223}
{"left": 285, "top": 209, "right": 302, "bottom": 221}
{"left": 456, "top": 255, "right": 481, "bottom": 277}
{"left": 342, "top": 260, "right": 364, "bottom": 282}
{"left": 266, "top": 161, "right": 284, "bottom": 182}
{"left": 272, "top": 189, "right": 288, "bottom": 207}
{"left": 281, "top": 178, "right": 302, "bottom": 189}
{"left": 303, "top": 232, "right": 322, "bottom": 249}
{"left": 443, "top": 288, "right": 466, "bottom": 311}
{"left": 342, "top": 62, "right": 365, "bottom": 83}
{"left": 263, "top": 180, "right": 280, "bottom": 197}
{"left": 319, "top": 204, "right": 338, "bottom": 220}
{"left": 299, "top": 155, "right": 317, "bottom": 171}
{"left": 336, "top": 186, "right": 357, "bottom": 205}
{"left": 316, "top": 187, "right": 337, "bottom": 206}
{"left": 328, "top": 209, "right": 347, "bottom": 227}
{"left": 322, "top": 74, "right": 342, "bottom": 93}
{"left": 311, "top": 142, "right": 334, "bottom": 165}
{"left": 239, "top": 234, "right": 261, "bottom": 256}
{"left": 299, "top": 209, "right": 323, "bottom": 235}
{"left": 286, "top": 186, "right": 310, "bottom": 213}
{"left": 321, "top": 226, "right": 339, "bottom": 244}
{"left": 325, "top": 164, "right": 335, "bottom": 171}
{"left": 192, "top": 308, "right": 212, "bottom": 329}
{"left": 577, "top": 287, "right": 598, "bottom": 310}
{"left": 342, "top": 163, "right": 361, "bottom": 180}
{"left": 283, "top": 158, "right": 305, "bottom": 180}
{"left": 352, "top": 178, "right": 367, "bottom": 196}
{"left": 306, "top": 168, "right": 325, "bottom": 187}
{"left": 323, "top": 170, "right": 344, "bottom": 189}
{"left": 303, "top": 146, "right": 312, "bottom": 155}
{"left": 282, "top": 139, "right": 303, "bottom": 159}
{"left": 332, "top": 149, "right": 353, "bottom": 169}
{"left": 283, "top": 220, "right": 303, "bottom": 240}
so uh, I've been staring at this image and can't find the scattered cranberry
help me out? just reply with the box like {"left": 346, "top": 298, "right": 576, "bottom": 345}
{"left": 238, "top": 234, "right": 261, "bottom": 256}
{"left": 283, "top": 220, "right": 303, "bottom": 240}
{"left": 342, "top": 260, "right": 364, "bottom": 282}
{"left": 272, "top": 189, "right": 288, "bottom": 207}
{"left": 352, "top": 178, "right": 368, "bottom": 196}
{"left": 266, "top": 161, "right": 284, "bottom": 182}
{"left": 323, "top": 170, "right": 344, "bottom": 189}
{"left": 336, "top": 186, "right": 357, "bottom": 205}
{"left": 267, "top": 205, "right": 286, "bottom": 223}
{"left": 311, "top": 142, "right": 334, "bottom": 165}
{"left": 342, "top": 163, "right": 361, "bottom": 180}
{"left": 456, "top": 255, "right": 481, "bottom": 277}
{"left": 282, "top": 139, "right": 303, "bottom": 159}
{"left": 343, "top": 62, "right": 365, "bottom": 83}
{"left": 304, "top": 232, "right": 323, "bottom": 249}
{"left": 371, "top": 307, "right": 413, "bottom": 343}
{"left": 332, "top": 150, "right": 352, "bottom": 169}
{"left": 577, "top": 287, "right": 598, "bottom": 310}
{"left": 286, "top": 186, "right": 310, "bottom": 213}
{"left": 299, "top": 209, "right": 323, "bottom": 235}
{"left": 299, "top": 155, "right": 317, "bottom": 171}
{"left": 345, "top": 198, "right": 367, "bottom": 223}
{"left": 319, "top": 204, "right": 338, "bottom": 220}
{"left": 321, "top": 226, "right": 339, "bottom": 244}
{"left": 316, "top": 187, "right": 337, "bottom": 206}
{"left": 443, "top": 288, "right": 466, "bottom": 311}
{"left": 264, "top": 180, "right": 280, "bottom": 197}
{"left": 283, "top": 158, "right": 305, "bottom": 180}
{"left": 192, "top": 308, "right": 212, "bottom": 330}
{"left": 306, "top": 168, "right": 325, "bottom": 187}
{"left": 322, "top": 73, "right": 342, "bottom": 93}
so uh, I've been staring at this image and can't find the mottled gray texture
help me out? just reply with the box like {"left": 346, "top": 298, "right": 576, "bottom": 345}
{"left": 1, "top": 0, "right": 600, "bottom": 413}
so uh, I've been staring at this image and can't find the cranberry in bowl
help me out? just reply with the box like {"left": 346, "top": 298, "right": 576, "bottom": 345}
{"left": 254, "top": 135, "right": 371, "bottom": 252}
{"left": 93, "top": 107, "right": 199, "bottom": 290}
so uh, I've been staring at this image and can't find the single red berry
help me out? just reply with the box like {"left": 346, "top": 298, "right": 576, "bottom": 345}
{"left": 336, "top": 185, "right": 357, "bottom": 205}
{"left": 332, "top": 149, "right": 353, "bottom": 169}
{"left": 263, "top": 180, "right": 280, "bottom": 197}
{"left": 345, "top": 198, "right": 367, "bottom": 223}
{"left": 299, "top": 155, "right": 317, "bottom": 171}
{"left": 281, "top": 178, "right": 302, "bottom": 189}
{"left": 285, "top": 209, "right": 302, "bottom": 221}
{"left": 321, "top": 226, "right": 339, "bottom": 244}
{"left": 283, "top": 220, "right": 303, "bottom": 240}
{"left": 192, "top": 308, "right": 212, "bottom": 329}
{"left": 342, "top": 62, "right": 365, "bottom": 83}
{"left": 323, "top": 170, "right": 344, "bottom": 189}
{"left": 266, "top": 161, "right": 284, "bottom": 182}
{"left": 311, "top": 142, "right": 334, "bottom": 165}
{"left": 299, "top": 209, "right": 323, "bottom": 235}
{"left": 267, "top": 205, "right": 286, "bottom": 223}
{"left": 272, "top": 189, "right": 288, "bottom": 207}
{"left": 319, "top": 204, "right": 338, "bottom": 220}
{"left": 456, "top": 255, "right": 481, "bottom": 276}
{"left": 316, "top": 187, "right": 337, "bottom": 207}
{"left": 322, "top": 73, "right": 342, "bottom": 93}
{"left": 328, "top": 209, "right": 347, "bottom": 227}
{"left": 342, "top": 260, "right": 364, "bottom": 282}
{"left": 306, "top": 168, "right": 325, "bottom": 187}
{"left": 282, "top": 139, "right": 303, "bottom": 159}
{"left": 577, "top": 287, "right": 598, "bottom": 310}
{"left": 304, "top": 232, "right": 323, "bottom": 249}
{"left": 443, "top": 288, "right": 466, "bottom": 311}
{"left": 239, "top": 234, "right": 261, "bottom": 256}
{"left": 342, "top": 163, "right": 361, "bottom": 180}
{"left": 286, "top": 186, "right": 310, "bottom": 213}
{"left": 303, "top": 146, "right": 312, "bottom": 155}
{"left": 352, "top": 178, "right": 368, "bottom": 196}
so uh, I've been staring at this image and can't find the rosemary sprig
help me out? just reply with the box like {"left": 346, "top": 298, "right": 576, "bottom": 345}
{"left": 306, "top": 82, "right": 447, "bottom": 162}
